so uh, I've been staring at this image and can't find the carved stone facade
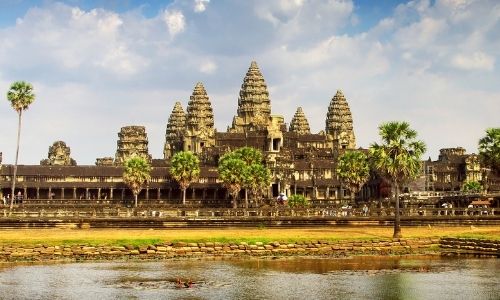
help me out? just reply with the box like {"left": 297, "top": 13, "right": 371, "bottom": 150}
{"left": 164, "top": 101, "right": 186, "bottom": 159}
{"left": 95, "top": 157, "right": 114, "bottom": 166}
{"left": 183, "top": 83, "right": 216, "bottom": 154}
{"left": 115, "top": 126, "right": 152, "bottom": 165}
{"left": 40, "top": 141, "right": 76, "bottom": 166}
{"left": 230, "top": 61, "right": 272, "bottom": 133}
{"left": 325, "top": 90, "right": 356, "bottom": 150}
{"left": 289, "top": 107, "right": 311, "bottom": 134}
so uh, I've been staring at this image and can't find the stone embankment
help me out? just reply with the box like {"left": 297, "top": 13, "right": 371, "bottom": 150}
{"left": 440, "top": 237, "right": 500, "bottom": 257}
{"left": 0, "top": 238, "right": 440, "bottom": 262}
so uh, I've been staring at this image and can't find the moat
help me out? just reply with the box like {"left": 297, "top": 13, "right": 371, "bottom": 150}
{"left": 0, "top": 257, "right": 498, "bottom": 299}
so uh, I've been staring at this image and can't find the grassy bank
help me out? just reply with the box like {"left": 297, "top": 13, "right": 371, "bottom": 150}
{"left": 0, "top": 226, "right": 498, "bottom": 247}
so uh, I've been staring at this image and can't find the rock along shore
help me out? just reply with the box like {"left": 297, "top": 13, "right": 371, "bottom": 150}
{"left": 1, "top": 237, "right": 498, "bottom": 262}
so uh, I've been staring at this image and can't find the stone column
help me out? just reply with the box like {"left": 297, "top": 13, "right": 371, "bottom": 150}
{"left": 168, "top": 188, "right": 172, "bottom": 199}
{"left": 23, "top": 187, "right": 27, "bottom": 198}
{"left": 73, "top": 188, "right": 77, "bottom": 199}
{"left": 202, "top": 189, "right": 206, "bottom": 200}
{"left": 36, "top": 187, "right": 40, "bottom": 199}
{"left": 48, "top": 187, "right": 52, "bottom": 199}
{"left": 146, "top": 188, "right": 149, "bottom": 200}
{"left": 110, "top": 188, "right": 114, "bottom": 199}
{"left": 85, "top": 188, "right": 89, "bottom": 199}
{"left": 157, "top": 188, "right": 161, "bottom": 200}
{"left": 191, "top": 188, "right": 195, "bottom": 199}
{"left": 326, "top": 187, "right": 330, "bottom": 200}
{"left": 98, "top": 188, "right": 101, "bottom": 200}
{"left": 61, "top": 188, "right": 65, "bottom": 199}
{"left": 121, "top": 189, "right": 125, "bottom": 200}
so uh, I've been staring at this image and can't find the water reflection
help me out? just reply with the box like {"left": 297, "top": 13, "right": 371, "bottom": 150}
{"left": 0, "top": 257, "right": 498, "bottom": 300}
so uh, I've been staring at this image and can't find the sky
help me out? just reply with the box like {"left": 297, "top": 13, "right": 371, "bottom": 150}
{"left": 0, "top": 0, "right": 498, "bottom": 165}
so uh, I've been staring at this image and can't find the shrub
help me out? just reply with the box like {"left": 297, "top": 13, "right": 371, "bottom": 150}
{"left": 288, "top": 194, "right": 309, "bottom": 208}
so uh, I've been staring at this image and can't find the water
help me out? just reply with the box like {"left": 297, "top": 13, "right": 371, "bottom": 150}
{"left": 0, "top": 257, "right": 498, "bottom": 300}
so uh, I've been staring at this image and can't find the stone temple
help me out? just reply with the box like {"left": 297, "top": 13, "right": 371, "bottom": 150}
{"left": 0, "top": 61, "right": 498, "bottom": 207}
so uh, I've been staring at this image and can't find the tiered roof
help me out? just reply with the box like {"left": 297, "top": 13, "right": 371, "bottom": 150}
{"left": 325, "top": 90, "right": 356, "bottom": 149}
{"left": 186, "top": 82, "right": 214, "bottom": 133}
{"left": 289, "top": 107, "right": 311, "bottom": 134}
{"left": 164, "top": 101, "right": 186, "bottom": 159}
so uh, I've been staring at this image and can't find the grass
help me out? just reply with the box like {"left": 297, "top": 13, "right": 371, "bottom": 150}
{"left": 0, "top": 226, "right": 498, "bottom": 247}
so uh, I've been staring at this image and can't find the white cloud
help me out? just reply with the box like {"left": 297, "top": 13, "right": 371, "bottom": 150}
{"left": 199, "top": 60, "right": 217, "bottom": 74}
{"left": 163, "top": 9, "right": 185, "bottom": 37}
{"left": 451, "top": 52, "right": 495, "bottom": 71}
{"left": 194, "top": 0, "right": 210, "bottom": 13}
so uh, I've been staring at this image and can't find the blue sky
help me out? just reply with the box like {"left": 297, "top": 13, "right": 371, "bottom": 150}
{"left": 0, "top": 0, "right": 498, "bottom": 164}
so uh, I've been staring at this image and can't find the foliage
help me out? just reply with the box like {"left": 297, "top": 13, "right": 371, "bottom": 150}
{"left": 218, "top": 147, "right": 271, "bottom": 208}
{"left": 7, "top": 81, "right": 36, "bottom": 212}
{"left": 462, "top": 181, "right": 482, "bottom": 193}
{"left": 123, "top": 156, "right": 151, "bottom": 207}
{"left": 336, "top": 151, "right": 370, "bottom": 202}
{"left": 288, "top": 194, "right": 309, "bottom": 208}
{"left": 478, "top": 128, "right": 500, "bottom": 172}
{"left": 369, "top": 121, "right": 426, "bottom": 238}
{"left": 7, "top": 81, "right": 35, "bottom": 112}
{"left": 170, "top": 151, "right": 200, "bottom": 205}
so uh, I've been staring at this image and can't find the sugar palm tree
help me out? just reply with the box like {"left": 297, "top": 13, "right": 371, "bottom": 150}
{"left": 336, "top": 150, "right": 370, "bottom": 204}
{"left": 170, "top": 151, "right": 200, "bottom": 205}
{"left": 234, "top": 147, "right": 264, "bottom": 208}
{"left": 478, "top": 128, "right": 500, "bottom": 173}
{"left": 243, "top": 163, "right": 271, "bottom": 206}
{"left": 7, "top": 81, "right": 35, "bottom": 211}
{"left": 369, "top": 121, "right": 426, "bottom": 238}
{"left": 123, "top": 156, "right": 151, "bottom": 207}
{"left": 218, "top": 152, "right": 246, "bottom": 208}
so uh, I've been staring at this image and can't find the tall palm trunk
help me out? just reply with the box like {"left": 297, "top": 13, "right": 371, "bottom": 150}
{"left": 9, "top": 110, "right": 22, "bottom": 212}
{"left": 393, "top": 180, "right": 402, "bottom": 238}
{"left": 182, "top": 188, "right": 186, "bottom": 205}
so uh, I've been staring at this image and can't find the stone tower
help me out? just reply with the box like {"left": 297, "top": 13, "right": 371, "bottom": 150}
{"left": 230, "top": 61, "right": 271, "bottom": 133}
{"left": 325, "top": 90, "right": 356, "bottom": 150}
{"left": 164, "top": 101, "right": 187, "bottom": 159}
{"left": 115, "top": 126, "right": 152, "bottom": 165}
{"left": 40, "top": 141, "right": 77, "bottom": 166}
{"left": 289, "top": 107, "right": 311, "bottom": 134}
{"left": 183, "top": 82, "right": 215, "bottom": 154}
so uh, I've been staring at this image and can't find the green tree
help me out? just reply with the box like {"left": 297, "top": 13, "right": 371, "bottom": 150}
{"left": 478, "top": 128, "right": 500, "bottom": 173}
{"left": 170, "top": 151, "right": 200, "bottom": 205}
{"left": 218, "top": 153, "right": 246, "bottom": 208}
{"left": 243, "top": 163, "right": 271, "bottom": 206}
{"left": 123, "top": 156, "right": 151, "bottom": 207}
{"left": 462, "top": 181, "right": 482, "bottom": 193}
{"left": 233, "top": 147, "right": 265, "bottom": 208}
{"left": 369, "top": 121, "right": 426, "bottom": 238}
{"left": 336, "top": 151, "right": 370, "bottom": 204}
{"left": 288, "top": 194, "right": 309, "bottom": 208}
{"left": 7, "top": 81, "right": 35, "bottom": 211}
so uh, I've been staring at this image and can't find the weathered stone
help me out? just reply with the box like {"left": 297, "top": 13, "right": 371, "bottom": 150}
{"left": 40, "top": 141, "right": 77, "bottom": 166}
{"left": 289, "top": 107, "right": 311, "bottom": 134}
{"left": 325, "top": 90, "right": 356, "bottom": 150}
{"left": 114, "top": 126, "right": 152, "bottom": 165}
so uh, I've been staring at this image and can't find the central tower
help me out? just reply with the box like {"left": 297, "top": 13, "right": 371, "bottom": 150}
{"left": 230, "top": 61, "right": 272, "bottom": 133}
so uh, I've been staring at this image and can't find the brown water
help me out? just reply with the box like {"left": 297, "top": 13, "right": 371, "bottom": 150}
{"left": 0, "top": 256, "right": 498, "bottom": 299}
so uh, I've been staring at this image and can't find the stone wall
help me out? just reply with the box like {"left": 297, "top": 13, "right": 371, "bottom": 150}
{"left": 0, "top": 238, "right": 439, "bottom": 262}
{"left": 440, "top": 237, "right": 499, "bottom": 257}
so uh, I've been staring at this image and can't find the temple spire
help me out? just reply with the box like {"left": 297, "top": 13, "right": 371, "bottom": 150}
{"left": 163, "top": 101, "right": 186, "bottom": 159}
{"left": 230, "top": 61, "right": 271, "bottom": 132}
{"left": 325, "top": 90, "right": 356, "bottom": 150}
{"left": 183, "top": 82, "right": 215, "bottom": 153}
{"left": 289, "top": 107, "right": 311, "bottom": 134}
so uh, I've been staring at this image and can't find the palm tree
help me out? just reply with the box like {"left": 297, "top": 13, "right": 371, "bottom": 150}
{"left": 336, "top": 151, "right": 370, "bottom": 204}
{"left": 7, "top": 81, "right": 35, "bottom": 211}
{"left": 218, "top": 152, "right": 246, "bottom": 208}
{"left": 234, "top": 147, "right": 264, "bottom": 208}
{"left": 369, "top": 121, "right": 426, "bottom": 238}
{"left": 478, "top": 128, "right": 500, "bottom": 173}
{"left": 462, "top": 181, "right": 482, "bottom": 193}
{"left": 123, "top": 156, "right": 151, "bottom": 207}
{"left": 243, "top": 163, "right": 271, "bottom": 207}
{"left": 170, "top": 151, "right": 200, "bottom": 205}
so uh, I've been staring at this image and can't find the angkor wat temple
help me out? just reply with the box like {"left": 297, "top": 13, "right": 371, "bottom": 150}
{"left": 0, "top": 62, "right": 498, "bottom": 207}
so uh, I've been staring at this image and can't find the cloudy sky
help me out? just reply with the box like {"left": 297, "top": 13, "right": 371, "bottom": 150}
{"left": 0, "top": 0, "right": 498, "bottom": 165}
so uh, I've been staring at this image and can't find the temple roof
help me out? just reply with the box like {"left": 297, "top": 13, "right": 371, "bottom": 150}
{"left": 325, "top": 90, "right": 356, "bottom": 149}
{"left": 289, "top": 107, "right": 311, "bottom": 134}
{"left": 165, "top": 101, "right": 186, "bottom": 143}
{"left": 186, "top": 82, "right": 214, "bottom": 132}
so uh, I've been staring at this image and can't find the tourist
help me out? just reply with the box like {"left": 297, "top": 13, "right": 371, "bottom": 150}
{"left": 362, "top": 204, "right": 369, "bottom": 216}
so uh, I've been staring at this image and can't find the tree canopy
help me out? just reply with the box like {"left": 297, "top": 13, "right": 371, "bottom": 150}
{"left": 170, "top": 151, "right": 200, "bottom": 205}
{"left": 123, "top": 156, "right": 151, "bottom": 207}
{"left": 336, "top": 150, "right": 370, "bottom": 204}
{"left": 478, "top": 128, "right": 500, "bottom": 172}
{"left": 369, "top": 121, "right": 426, "bottom": 238}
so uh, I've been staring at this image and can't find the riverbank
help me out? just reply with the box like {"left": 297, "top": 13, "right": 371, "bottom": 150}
{"left": 0, "top": 226, "right": 498, "bottom": 262}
